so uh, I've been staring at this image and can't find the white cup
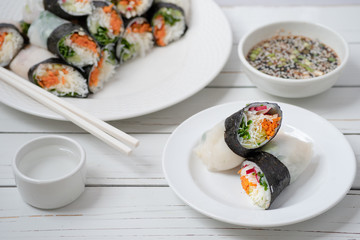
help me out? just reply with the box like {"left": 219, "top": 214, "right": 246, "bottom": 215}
{"left": 13, "top": 135, "right": 86, "bottom": 209}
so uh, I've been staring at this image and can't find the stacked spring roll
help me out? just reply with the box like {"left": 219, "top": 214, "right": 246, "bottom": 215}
{"left": 3, "top": 0, "right": 190, "bottom": 98}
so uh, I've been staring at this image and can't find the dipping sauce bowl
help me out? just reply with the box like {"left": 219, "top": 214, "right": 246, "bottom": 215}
{"left": 13, "top": 135, "right": 86, "bottom": 209}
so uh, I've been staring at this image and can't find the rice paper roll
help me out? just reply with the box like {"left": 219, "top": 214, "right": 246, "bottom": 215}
{"left": 194, "top": 121, "right": 245, "bottom": 172}
{"left": 85, "top": 1, "right": 124, "bottom": 46}
{"left": 149, "top": 2, "right": 187, "bottom": 47}
{"left": 10, "top": 45, "right": 55, "bottom": 79}
{"left": 0, "top": 23, "right": 25, "bottom": 67}
{"left": 28, "top": 11, "right": 101, "bottom": 68}
{"left": 84, "top": 44, "right": 118, "bottom": 93}
{"left": 111, "top": 0, "right": 153, "bottom": 19}
{"left": 22, "top": 0, "right": 45, "bottom": 24}
{"left": 261, "top": 131, "right": 313, "bottom": 184}
{"left": 44, "top": 0, "right": 93, "bottom": 20}
{"left": 238, "top": 151, "right": 290, "bottom": 209}
{"left": 27, "top": 11, "right": 68, "bottom": 49}
{"left": 115, "top": 17, "right": 153, "bottom": 63}
{"left": 28, "top": 58, "right": 89, "bottom": 98}
{"left": 225, "top": 102, "right": 282, "bottom": 158}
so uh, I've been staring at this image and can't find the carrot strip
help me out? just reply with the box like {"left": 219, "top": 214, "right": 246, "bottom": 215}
{"left": 154, "top": 16, "right": 166, "bottom": 46}
{"left": 261, "top": 117, "right": 281, "bottom": 139}
{"left": 0, "top": 32, "right": 8, "bottom": 50}
{"left": 70, "top": 33, "right": 98, "bottom": 53}
{"left": 89, "top": 54, "right": 104, "bottom": 87}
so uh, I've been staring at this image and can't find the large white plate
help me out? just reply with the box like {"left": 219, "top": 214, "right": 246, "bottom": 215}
{"left": 162, "top": 101, "right": 356, "bottom": 227}
{"left": 0, "top": 0, "right": 232, "bottom": 121}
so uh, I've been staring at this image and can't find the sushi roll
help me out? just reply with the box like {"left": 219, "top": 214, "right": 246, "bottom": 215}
{"left": 44, "top": 0, "right": 93, "bottom": 20}
{"left": 154, "top": 0, "right": 190, "bottom": 21}
{"left": 28, "top": 58, "right": 89, "bottom": 98}
{"left": 10, "top": 45, "right": 55, "bottom": 79}
{"left": 85, "top": 1, "right": 124, "bottom": 46}
{"left": 225, "top": 102, "right": 282, "bottom": 157}
{"left": 115, "top": 17, "right": 153, "bottom": 63}
{"left": 238, "top": 151, "right": 290, "bottom": 209}
{"left": 194, "top": 121, "right": 245, "bottom": 172}
{"left": 28, "top": 11, "right": 101, "bottom": 68}
{"left": 111, "top": 0, "right": 153, "bottom": 19}
{"left": 149, "top": 2, "right": 187, "bottom": 47}
{"left": 85, "top": 44, "right": 118, "bottom": 93}
{"left": 0, "top": 23, "right": 25, "bottom": 67}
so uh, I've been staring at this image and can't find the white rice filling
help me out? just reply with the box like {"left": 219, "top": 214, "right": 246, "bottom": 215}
{"left": 88, "top": 7, "right": 122, "bottom": 39}
{"left": 34, "top": 63, "right": 88, "bottom": 97}
{"left": 116, "top": 0, "right": 153, "bottom": 19}
{"left": 59, "top": 0, "right": 93, "bottom": 15}
{"left": 153, "top": 11, "right": 186, "bottom": 45}
{"left": 90, "top": 50, "right": 117, "bottom": 93}
{"left": 240, "top": 161, "right": 271, "bottom": 209}
{"left": 64, "top": 33, "right": 99, "bottom": 67}
{"left": 124, "top": 29, "right": 153, "bottom": 58}
{"left": 239, "top": 111, "right": 279, "bottom": 149}
{"left": 0, "top": 29, "right": 24, "bottom": 66}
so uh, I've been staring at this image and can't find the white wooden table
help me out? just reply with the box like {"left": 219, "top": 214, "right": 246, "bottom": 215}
{"left": 1, "top": 1, "right": 360, "bottom": 239}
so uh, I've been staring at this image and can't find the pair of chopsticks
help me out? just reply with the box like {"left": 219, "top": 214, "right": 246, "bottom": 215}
{"left": 0, "top": 67, "right": 139, "bottom": 155}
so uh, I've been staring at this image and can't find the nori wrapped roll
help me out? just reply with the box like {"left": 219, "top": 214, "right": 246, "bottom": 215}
{"left": 28, "top": 58, "right": 89, "bottom": 98}
{"left": 111, "top": 0, "right": 153, "bottom": 19}
{"left": 84, "top": 44, "right": 118, "bottom": 93}
{"left": 149, "top": 2, "right": 187, "bottom": 47}
{"left": 48, "top": 22, "right": 101, "bottom": 68}
{"left": 0, "top": 23, "right": 25, "bottom": 67}
{"left": 84, "top": 1, "right": 124, "bottom": 46}
{"left": 238, "top": 151, "right": 290, "bottom": 209}
{"left": 115, "top": 16, "right": 153, "bottom": 63}
{"left": 225, "top": 102, "right": 282, "bottom": 157}
{"left": 28, "top": 11, "right": 101, "bottom": 68}
{"left": 44, "top": 0, "right": 93, "bottom": 20}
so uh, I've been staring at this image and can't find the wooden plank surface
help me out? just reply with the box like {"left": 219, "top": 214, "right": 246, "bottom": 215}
{"left": 1, "top": 188, "right": 360, "bottom": 239}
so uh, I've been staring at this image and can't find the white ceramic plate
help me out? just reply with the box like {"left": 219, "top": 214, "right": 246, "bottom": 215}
{"left": 162, "top": 101, "right": 356, "bottom": 227}
{"left": 0, "top": 0, "right": 232, "bottom": 121}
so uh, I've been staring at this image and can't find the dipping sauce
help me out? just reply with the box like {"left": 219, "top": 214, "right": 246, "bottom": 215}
{"left": 246, "top": 35, "right": 340, "bottom": 79}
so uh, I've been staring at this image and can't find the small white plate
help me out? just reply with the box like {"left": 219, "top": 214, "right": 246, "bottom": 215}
{"left": 162, "top": 101, "right": 356, "bottom": 227}
{"left": 0, "top": 0, "right": 232, "bottom": 121}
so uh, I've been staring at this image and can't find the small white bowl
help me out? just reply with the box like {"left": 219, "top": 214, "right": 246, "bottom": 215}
{"left": 13, "top": 135, "right": 86, "bottom": 209}
{"left": 238, "top": 21, "right": 349, "bottom": 98}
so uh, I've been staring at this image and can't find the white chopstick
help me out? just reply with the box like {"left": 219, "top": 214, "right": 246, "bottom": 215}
{"left": 0, "top": 67, "right": 139, "bottom": 155}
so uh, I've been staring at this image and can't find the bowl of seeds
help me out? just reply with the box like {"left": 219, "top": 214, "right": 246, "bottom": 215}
{"left": 238, "top": 21, "right": 349, "bottom": 98}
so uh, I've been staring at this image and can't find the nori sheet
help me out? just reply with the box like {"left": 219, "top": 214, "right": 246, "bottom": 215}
{"left": 245, "top": 151, "right": 291, "bottom": 209}
{"left": 224, "top": 102, "right": 282, "bottom": 157}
